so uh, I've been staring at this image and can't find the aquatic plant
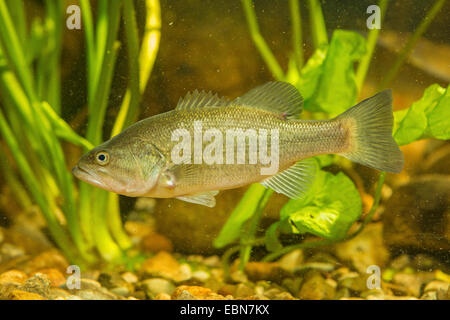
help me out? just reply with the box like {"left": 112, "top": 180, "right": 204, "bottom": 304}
{"left": 215, "top": 0, "right": 449, "bottom": 273}
{"left": 0, "top": 0, "right": 161, "bottom": 266}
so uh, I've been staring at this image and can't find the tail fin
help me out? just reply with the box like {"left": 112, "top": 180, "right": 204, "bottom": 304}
{"left": 337, "top": 90, "right": 404, "bottom": 173}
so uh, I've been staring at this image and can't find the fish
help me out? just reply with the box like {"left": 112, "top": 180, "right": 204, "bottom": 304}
{"left": 72, "top": 81, "right": 404, "bottom": 207}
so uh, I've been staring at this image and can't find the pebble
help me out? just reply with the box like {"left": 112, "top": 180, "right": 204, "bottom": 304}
{"left": 78, "top": 278, "right": 102, "bottom": 290}
{"left": 141, "top": 232, "right": 173, "bottom": 253}
{"left": 140, "top": 278, "right": 176, "bottom": 298}
{"left": 121, "top": 272, "right": 138, "bottom": 284}
{"left": 278, "top": 249, "right": 304, "bottom": 273}
{"left": 392, "top": 272, "right": 434, "bottom": 297}
{"left": 9, "top": 289, "right": 46, "bottom": 300}
{"left": 423, "top": 280, "right": 449, "bottom": 293}
{"left": 155, "top": 292, "right": 172, "bottom": 300}
{"left": 75, "top": 288, "right": 118, "bottom": 300}
{"left": 339, "top": 273, "right": 369, "bottom": 292}
{"left": 234, "top": 283, "right": 254, "bottom": 298}
{"left": 172, "top": 285, "right": 227, "bottom": 300}
{"left": 0, "top": 270, "right": 28, "bottom": 285}
{"left": 22, "top": 250, "right": 69, "bottom": 274}
{"left": 98, "top": 272, "right": 133, "bottom": 296}
{"left": 140, "top": 251, "right": 191, "bottom": 282}
{"left": 0, "top": 243, "right": 25, "bottom": 259}
{"left": 110, "top": 286, "right": 131, "bottom": 297}
{"left": 48, "top": 288, "right": 82, "bottom": 300}
{"left": 298, "top": 271, "right": 335, "bottom": 300}
{"left": 22, "top": 273, "right": 51, "bottom": 297}
{"left": 244, "top": 262, "right": 287, "bottom": 282}
{"left": 33, "top": 268, "right": 66, "bottom": 287}
{"left": 334, "top": 223, "right": 389, "bottom": 273}
{"left": 192, "top": 270, "right": 210, "bottom": 282}
{"left": 389, "top": 254, "right": 411, "bottom": 270}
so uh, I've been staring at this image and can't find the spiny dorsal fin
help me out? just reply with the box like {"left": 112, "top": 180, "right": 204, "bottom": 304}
{"left": 177, "top": 190, "right": 219, "bottom": 207}
{"left": 232, "top": 81, "right": 303, "bottom": 119}
{"left": 260, "top": 158, "right": 317, "bottom": 199}
{"left": 176, "top": 90, "right": 230, "bottom": 110}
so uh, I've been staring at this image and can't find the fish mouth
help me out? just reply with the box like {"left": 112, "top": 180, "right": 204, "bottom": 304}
{"left": 72, "top": 164, "right": 105, "bottom": 189}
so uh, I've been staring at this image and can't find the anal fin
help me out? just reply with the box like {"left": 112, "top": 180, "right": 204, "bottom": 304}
{"left": 176, "top": 190, "right": 219, "bottom": 207}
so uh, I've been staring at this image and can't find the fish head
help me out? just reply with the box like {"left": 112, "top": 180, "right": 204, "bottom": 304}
{"left": 72, "top": 135, "right": 165, "bottom": 197}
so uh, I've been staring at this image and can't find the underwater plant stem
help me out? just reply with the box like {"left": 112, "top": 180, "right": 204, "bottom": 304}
{"left": 262, "top": 171, "right": 386, "bottom": 262}
{"left": 107, "top": 193, "right": 132, "bottom": 250}
{"left": 107, "top": 0, "right": 161, "bottom": 251}
{"left": 241, "top": 0, "right": 284, "bottom": 80}
{"left": 289, "top": 0, "right": 304, "bottom": 71}
{"left": 79, "top": 0, "right": 95, "bottom": 101}
{"left": 345, "top": 171, "right": 386, "bottom": 240}
{"left": 0, "top": 151, "right": 32, "bottom": 209}
{"left": 378, "top": 0, "right": 447, "bottom": 90}
{"left": 0, "top": 0, "right": 36, "bottom": 103}
{"left": 86, "top": 1, "right": 122, "bottom": 145}
{"left": 262, "top": 238, "right": 333, "bottom": 262}
{"left": 112, "top": 0, "right": 161, "bottom": 136}
{"left": 238, "top": 188, "right": 273, "bottom": 271}
{"left": 355, "top": 0, "right": 389, "bottom": 91}
{"left": 43, "top": 0, "right": 62, "bottom": 114}
{"left": 92, "top": 189, "right": 123, "bottom": 262}
{"left": 308, "top": 0, "right": 328, "bottom": 48}
{"left": 0, "top": 108, "right": 80, "bottom": 264}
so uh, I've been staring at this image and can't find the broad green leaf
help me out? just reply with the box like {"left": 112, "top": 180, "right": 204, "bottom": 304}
{"left": 394, "top": 84, "right": 448, "bottom": 145}
{"left": 280, "top": 171, "right": 362, "bottom": 240}
{"left": 294, "top": 46, "right": 327, "bottom": 101}
{"left": 428, "top": 86, "right": 450, "bottom": 140}
{"left": 314, "top": 154, "right": 336, "bottom": 168}
{"left": 307, "top": 30, "right": 366, "bottom": 115}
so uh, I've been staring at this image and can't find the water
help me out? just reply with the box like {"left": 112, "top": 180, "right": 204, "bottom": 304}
{"left": 0, "top": 0, "right": 448, "bottom": 301}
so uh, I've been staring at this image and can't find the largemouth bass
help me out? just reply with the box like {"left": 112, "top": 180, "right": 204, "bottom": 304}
{"left": 73, "top": 82, "right": 404, "bottom": 207}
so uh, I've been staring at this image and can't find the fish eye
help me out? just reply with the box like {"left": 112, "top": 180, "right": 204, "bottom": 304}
{"left": 95, "top": 151, "right": 110, "bottom": 165}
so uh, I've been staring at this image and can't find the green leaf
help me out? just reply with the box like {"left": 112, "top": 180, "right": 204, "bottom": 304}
{"left": 280, "top": 171, "right": 362, "bottom": 240}
{"left": 288, "top": 46, "right": 327, "bottom": 102}
{"left": 307, "top": 30, "right": 366, "bottom": 115}
{"left": 428, "top": 86, "right": 450, "bottom": 140}
{"left": 393, "top": 84, "right": 449, "bottom": 145}
{"left": 314, "top": 154, "right": 336, "bottom": 168}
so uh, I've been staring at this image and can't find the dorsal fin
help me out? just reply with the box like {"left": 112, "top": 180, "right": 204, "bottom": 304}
{"left": 176, "top": 90, "right": 230, "bottom": 110}
{"left": 232, "top": 81, "right": 303, "bottom": 119}
{"left": 261, "top": 158, "right": 317, "bottom": 199}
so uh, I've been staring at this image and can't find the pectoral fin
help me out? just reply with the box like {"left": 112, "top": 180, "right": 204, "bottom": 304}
{"left": 260, "top": 158, "right": 317, "bottom": 199}
{"left": 176, "top": 190, "right": 219, "bottom": 207}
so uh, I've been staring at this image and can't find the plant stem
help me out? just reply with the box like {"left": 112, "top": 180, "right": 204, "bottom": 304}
{"left": 241, "top": 0, "right": 284, "bottom": 80}
{"left": 238, "top": 188, "right": 273, "bottom": 270}
{"left": 308, "top": 0, "right": 328, "bottom": 48}
{"left": 355, "top": 0, "right": 389, "bottom": 91}
{"left": 111, "top": 0, "right": 161, "bottom": 136}
{"left": 0, "top": 0, "right": 36, "bottom": 103}
{"left": 344, "top": 172, "right": 385, "bottom": 240}
{"left": 378, "top": 0, "right": 446, "bottom": 90}
{"left": 289, "top": 0, "right": 304, "bottom": 72}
